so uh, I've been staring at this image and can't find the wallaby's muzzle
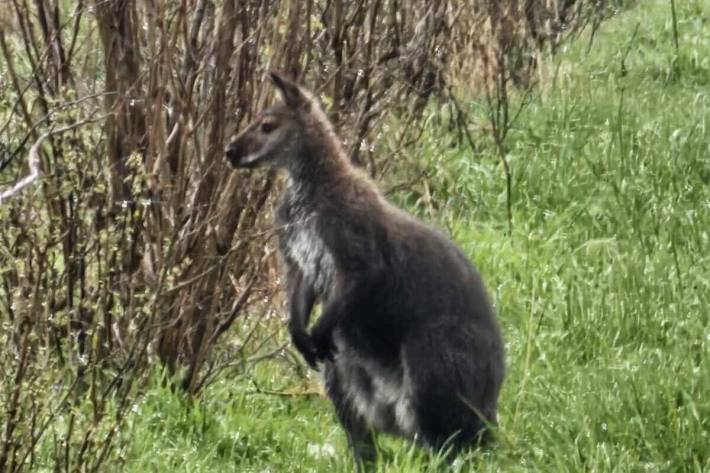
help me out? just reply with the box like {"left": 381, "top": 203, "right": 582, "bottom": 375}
{"left": 224, "top": 139, "right": 252, "bottom": 169}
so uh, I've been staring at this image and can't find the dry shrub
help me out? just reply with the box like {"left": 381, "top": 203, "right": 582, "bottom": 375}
{"left": 449, "top": 0, "right": 613, "bottom": 90}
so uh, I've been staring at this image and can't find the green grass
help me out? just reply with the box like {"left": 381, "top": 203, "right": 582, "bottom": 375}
{"left": 120, "top": 1, "right": 710, "bottom": 471}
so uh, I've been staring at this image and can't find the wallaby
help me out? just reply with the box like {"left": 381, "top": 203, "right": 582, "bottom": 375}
{"left": 225, "top": 73, "right": 505, "bottom": 470}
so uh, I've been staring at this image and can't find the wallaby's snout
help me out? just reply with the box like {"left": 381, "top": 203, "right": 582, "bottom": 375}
{"left": 225, "top": 129, "right": 263, "bottom": 169}
{"left": 224, "top": 136, "right": 248, "bottom": 168}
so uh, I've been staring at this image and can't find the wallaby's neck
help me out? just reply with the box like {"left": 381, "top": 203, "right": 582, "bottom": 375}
{"left": 285, "top": 132, "right": 352, "bottom": 201}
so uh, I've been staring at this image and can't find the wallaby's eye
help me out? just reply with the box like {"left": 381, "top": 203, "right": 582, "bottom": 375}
{"left": 261, "top": 122, "right": 278, "bottom": 134}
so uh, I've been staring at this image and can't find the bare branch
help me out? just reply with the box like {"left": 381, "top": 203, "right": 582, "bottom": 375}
{"left": 0, "top": 112, "right": 108, "bottom": 203}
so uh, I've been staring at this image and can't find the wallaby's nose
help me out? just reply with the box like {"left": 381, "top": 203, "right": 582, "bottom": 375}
{"left": 224, "top": 141, "right": 235, "bottom": 158}
{"left": 225, "top": 141, "right": 241, "bottom": 167}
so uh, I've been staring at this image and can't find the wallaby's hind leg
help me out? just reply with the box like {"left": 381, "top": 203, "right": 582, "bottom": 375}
{"left": 323, "top": 362, "right": 376, "bottom": 472}
{"left": 404, "top": 325, "right": 502, "bottom": 454}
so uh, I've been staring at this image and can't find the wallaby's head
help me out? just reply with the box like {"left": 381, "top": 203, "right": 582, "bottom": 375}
{"left": 225, "top": 72, "right": 335, "bottom": 172}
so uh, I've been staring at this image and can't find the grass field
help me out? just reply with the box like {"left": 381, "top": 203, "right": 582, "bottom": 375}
{"left": 119, "top": 1, "right": 710, "bottom": 471}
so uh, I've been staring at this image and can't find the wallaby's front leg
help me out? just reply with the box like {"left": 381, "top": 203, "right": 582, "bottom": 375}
{"left": 310, "top": 274, "right": 375, "bottom": 362}
{"left": 286, "top": 265, "right": 318, "bottom": 367}
{"left": 310, "top": 304, "right": 340, "bottom": 363}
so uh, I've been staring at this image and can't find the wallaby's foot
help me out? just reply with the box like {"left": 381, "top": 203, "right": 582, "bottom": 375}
{"left": 310, "top": 323, "right": 337, "bottom": 363}
{"left": 290, "top": 329, "right": 318, "bottom": 368}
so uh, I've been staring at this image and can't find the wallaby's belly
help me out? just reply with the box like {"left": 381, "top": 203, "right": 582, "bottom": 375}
{"left": 332, "top": 332, "right": 417, "bottom": 438}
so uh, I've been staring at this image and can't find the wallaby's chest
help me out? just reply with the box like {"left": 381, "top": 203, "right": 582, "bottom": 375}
{"left": 277, "top": 200, "right": 335, "bottom": 296}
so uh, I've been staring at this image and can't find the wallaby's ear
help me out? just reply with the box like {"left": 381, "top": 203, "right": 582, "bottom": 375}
{"left": 270, "top": 72, "right": 309, "bottom": 110}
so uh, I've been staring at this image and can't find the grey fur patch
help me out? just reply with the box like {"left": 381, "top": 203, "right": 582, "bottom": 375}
{"left": 332, "top": 333, "right": 417, "bottom": 438}
{"left": 286, "top": 216, "right": 335, "bottom": 296}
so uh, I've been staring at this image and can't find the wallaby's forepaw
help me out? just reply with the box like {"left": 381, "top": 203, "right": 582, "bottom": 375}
{"left": 291, "top": 330, "right": 318, "bottom": 368}
{"left": 310, "top": 324, "right": 337, "bottom": 363}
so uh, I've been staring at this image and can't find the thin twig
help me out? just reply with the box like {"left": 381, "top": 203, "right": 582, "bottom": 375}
{"left": 670, "top": 0, "right": 679, "bottom": 52}
{"left": 0, "top": 112, "right": 109, "bottom": 203}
